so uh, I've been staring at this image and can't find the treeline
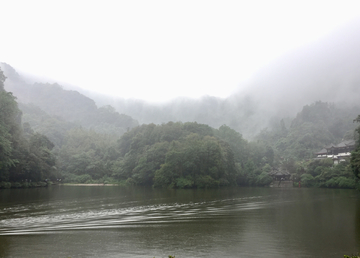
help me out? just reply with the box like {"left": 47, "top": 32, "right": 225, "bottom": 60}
{"left": 55, "top": 114, "right": 360, "bottom": 189}
{"left": 58, "top": 122, "right": 274, "bottom": 188}
{"left": 1, "top": 63, "right": 138, "bottom": 141}
{"left": 256, "top": 102, "right": 360, "bottom": 189}
{"left": 0, "top": 69, "right": 56, "bottom": 187}
{"left": 256, "top": 101, "right": 359, "bottom": 160}
{"left": 0, "top": 65, "right": 276, "bottom": 188}
{"left": 1, "top": 62, "right": 360, "bottom": 189}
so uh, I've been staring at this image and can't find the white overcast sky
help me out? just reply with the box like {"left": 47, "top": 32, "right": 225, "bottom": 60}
{"left": 1, "top": 0, "right": 360, "bottom": 102}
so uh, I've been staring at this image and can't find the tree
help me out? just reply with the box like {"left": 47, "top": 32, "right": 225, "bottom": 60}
{"left": 0, "top": 68, "right": 6, "bottom": 91}
{"left": 0, "top": 89, "right": 21, "bottom": 180}
{"left": 350, "top": 115, "right": 360, "bottom": 179}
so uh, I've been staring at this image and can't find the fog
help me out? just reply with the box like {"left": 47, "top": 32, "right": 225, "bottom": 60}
{"left": 246, "top": 19, "right": 360, "bottom": 116}
{"left": 3, "top": 18, "right": 360, "bottom": 139}
{"left": 2, "top": 1, "right": 360, "bottom": 103}
{"left": 73, "top": 18, "right": 360, "bottom": 138}
{"left": 2, "top": 5, "right": 360, "bottom": 138}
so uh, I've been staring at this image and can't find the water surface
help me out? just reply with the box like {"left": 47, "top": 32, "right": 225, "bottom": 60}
{"left": 0, "top": 186, "right": 359, "bottom": 257}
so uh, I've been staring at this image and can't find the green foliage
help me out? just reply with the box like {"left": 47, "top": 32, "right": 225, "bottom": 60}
{"left": 0, "top": 68, "right": 58, "bottom": 184}
{"left": 0, "top": 90, "right": 21, "bottom": 177}
{"left": 109, "top": 122, "right": 271, "bottom": 188}
{"left": 257, "top": 102, "right": 359, "bottom": 160}
{"left": 19, "top": 103, "right": 76, "bottom": 147}
{"left": 351, "top": 115, "right": 360, "bottom": 179}
{"left": 57, "top": 128, "right": 118, "bottom": 181}
{"left": 288, "top": 158, "right": 358, "bottom": 189}
{"left": 324, "top": 176, "right": 355, "bottom": 189}
{"left": 10, "top": 81, "right": 139, "bottom": 149}
{"left": 152, "top": 133, "right": 236, "bottom": 188}
{"left": 0, "top": 67, "right": 5, "bottom": 91}
{"left": 307, "top": 158, "right": 333, "bottom": 177}
{"left": 256, "top": 171, "right": 273, "bottom": 186}
{"left": 0, "top": 181, "right": 11, "bottom": 188}
{"left": 300, "top": 174, "right": 315, "bottom": 187}
{"left": 351, "top": 149, "right": 360, "bottom": 179}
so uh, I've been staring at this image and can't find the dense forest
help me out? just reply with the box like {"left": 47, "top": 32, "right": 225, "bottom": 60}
{"left": 0, "top": 68, "right": 56, "bottom": 187}
{"left": 0, "top": 63, "right": 360, "bottom": 189}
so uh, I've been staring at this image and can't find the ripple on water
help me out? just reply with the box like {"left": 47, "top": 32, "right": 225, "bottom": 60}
{"left": 0, "top": 195, "right": 267, "bottom": 235}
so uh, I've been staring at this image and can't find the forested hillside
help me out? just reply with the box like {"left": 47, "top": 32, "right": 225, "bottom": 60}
{"left": 1, "top": 61, "right": 359, "bottom": 189}
{"left": 0, "top": 68, "right": 56, "bottom": 186}
{"left": 0, "top": 65, "right": 139, "bottom": 188}
{"left": 256, "top": 101, "right": 359, "bottom": 160}
{"left": 52, "top": 121, "right": 274, "bottom": 188}
{"left": 87, "top": 21, "right": 360, "bottom": 139}
{"left": 255, "top": 101, "right": 360, "bottom": 189}
{"left": 0, "top": 63, "right": 138, "bottom": 141}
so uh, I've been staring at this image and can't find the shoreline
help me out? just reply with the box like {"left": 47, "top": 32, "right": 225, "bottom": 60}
{"left": 61, "top": 183, "right": 119, "bottom": 186}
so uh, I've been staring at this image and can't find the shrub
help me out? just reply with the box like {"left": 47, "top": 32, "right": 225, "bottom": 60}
{"left": 12, "top": 182, "right": 22, "bottom": 188}
{"left": 325, "top": 178, "right": 337, "bottom": 188}
{"left": 0, "top": 182, "right": 11, "bottom": 189}
{"left": 75, "top": 174, "right": 92, "bottom": 183}
{"left": 337, "top": 177, "right": 356, "bottom": 189}
{"left": 195, "top": 175, "right": 218, "bottom": 188}
{"left": 175, "top": 177, "right": 194, "bottom": 188}
{"left": 300, "top": 173, "right": 315, "bottom": 187}
{"left": 256, "top": 172, "right": 273, "bottom": 186}
{"left": 325, "top": 176, "right": 356, "bottom": 189}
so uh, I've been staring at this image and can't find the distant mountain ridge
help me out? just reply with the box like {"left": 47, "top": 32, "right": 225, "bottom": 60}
{"left": 245, "top": 18, "right": 360, "bottom": 116}
{"left": 1, "top": 20, "right": 360, "bottom": 139}
{"left": 72, "top": 19, "right": 360, "bottom": 138}
{"left": 0, "top": 63, "right": 138, "bottom": 144}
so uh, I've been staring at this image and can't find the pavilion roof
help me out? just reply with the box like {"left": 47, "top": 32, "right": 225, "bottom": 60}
{"left": 268, "top": 169, "right": 291, "bottom": 176}
{"left": 315, "top": 148, "right": 327, "bottom": 155}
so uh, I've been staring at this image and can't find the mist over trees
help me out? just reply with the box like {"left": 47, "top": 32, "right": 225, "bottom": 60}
{"left": 0, "top": 69, "right": 56, "bottom": 185}
{"left": 256, "top": 101, "right": 359, "bottom": 160}
{"left": 1, "top": 20, "right": 360, "bottom": 189}
{"left": 83, "top": 20, "right": 360, "bottom": 139}
{"left": 0, "top": 63, "right": 138, "bottom": 140}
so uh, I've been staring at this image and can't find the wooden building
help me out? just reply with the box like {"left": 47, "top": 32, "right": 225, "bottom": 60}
{"left": 268, "top": 169, "right": 291, "bottom": 181}
{"left": 314, "top": 140, "right": 355, "bottom": 164}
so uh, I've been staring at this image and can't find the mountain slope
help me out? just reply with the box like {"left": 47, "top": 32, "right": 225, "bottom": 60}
{"left": 68, "top": 20, "right": 360, "bottom": 139}
{"left": 0, "top": 63, "right": 139, "bottom": 139}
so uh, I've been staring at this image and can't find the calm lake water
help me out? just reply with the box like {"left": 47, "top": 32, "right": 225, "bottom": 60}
{"left": 0, "top": 186, "right": 359, "bottom": 258}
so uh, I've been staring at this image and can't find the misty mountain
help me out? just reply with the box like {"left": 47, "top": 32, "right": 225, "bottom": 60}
{"left": 256, "top": 101, "right": 359, "bottom": 160}
{"left": 245, "top": 19, "right": 360, "bottom": 117}
{"left": 81, "top": 20, "right": 360, "bottom": 138}
{"left": 0, "top": 63, "right": 139, "bottom": 143}
{"left": 2, "top": 20, "right": 360, "bottom": 141}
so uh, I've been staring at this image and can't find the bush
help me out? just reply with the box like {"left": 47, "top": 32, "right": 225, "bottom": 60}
{"left": 344, "top": 253, "right": 360, "bottom": 258}
{"left": 300, "top": 173, "right": 315, "bottom": 187}
{"left": 337, "top": 177, "right": 356, "bottom": 189}
{"left": 195, "top": 175, "right": 218, "bottom": 188}
{"left": 324, "top": 176, "right": 356, "bottom": 189}
{"left": 175, "top": 177, "right": 194, "bottom": 188}
{"left": 325, "top": 178, "right": 337, "bottom": 188}
{"left": 126, "top": 178, "right": 136, "bottom": 185}
{"left": 29, "top": 182, "right": 38, "bottom": 187}
{"left": 256, "top": 172, "right": 273, "bottom": 186}
{"left": 0, "top": 182, "right": 11, "bottom": 189}
{"left": 38, "top": 181, "right": 48, "bottom": 187}
{"left": 76, "top": 174, "right": 92, "bottom": 183}
{"left": 219, "top": 178, "right": 230, "bottom": 186}
{"left": 12, "top": 182, "right": 22, "bottom": 188}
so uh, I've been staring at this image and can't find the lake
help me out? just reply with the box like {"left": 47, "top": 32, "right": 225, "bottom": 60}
{"left": 0, "top": 186, "right": 359, "bottom": 257}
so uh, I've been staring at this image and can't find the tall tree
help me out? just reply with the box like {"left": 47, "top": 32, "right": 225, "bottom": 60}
{"left": 0, "top": 68, "right": 5, "bottom": 91}
{"left": 350, "top": 115, "right": 360, "bottom": 178}
{"left": 0, "top": 68, "right": 20, "bottom": 180}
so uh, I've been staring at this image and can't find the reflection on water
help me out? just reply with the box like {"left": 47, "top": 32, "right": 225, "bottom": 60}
{"left": 0, "top": 186, "right": 359, "bottom": 257}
